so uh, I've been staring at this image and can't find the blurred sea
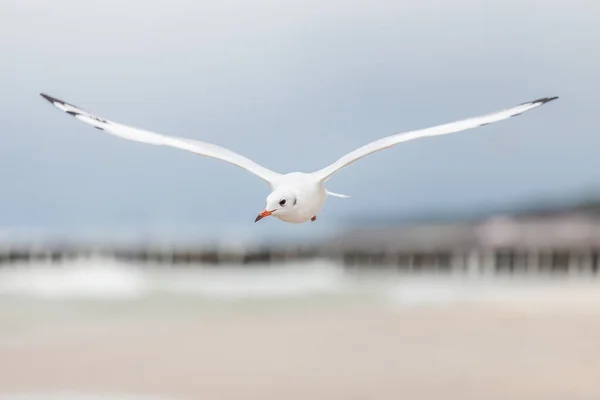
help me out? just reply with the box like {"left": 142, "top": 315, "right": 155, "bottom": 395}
{"left": 2, "top": 257, "right": 600, "bottom": 307}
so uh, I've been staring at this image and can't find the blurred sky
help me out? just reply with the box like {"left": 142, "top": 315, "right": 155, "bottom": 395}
{"left": 0, "top": 0, "right": 598, "bottom": 239}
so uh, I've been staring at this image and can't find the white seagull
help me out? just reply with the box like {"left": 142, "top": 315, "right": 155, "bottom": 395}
{"left": 40, "top": 93, "right": 558, "bottom": 224}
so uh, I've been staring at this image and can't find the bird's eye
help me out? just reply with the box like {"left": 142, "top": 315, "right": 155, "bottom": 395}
{"left": 279, "top": 199, "right": 286, "bottom": 206}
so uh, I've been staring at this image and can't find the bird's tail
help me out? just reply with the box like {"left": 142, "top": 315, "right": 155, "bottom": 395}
{"left": 326, "top": 190, "right": 350, "bottom": 198}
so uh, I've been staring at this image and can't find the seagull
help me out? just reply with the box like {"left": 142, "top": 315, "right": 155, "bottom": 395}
{"left": 40, "top": 93, "right": 558, "bottom": 224}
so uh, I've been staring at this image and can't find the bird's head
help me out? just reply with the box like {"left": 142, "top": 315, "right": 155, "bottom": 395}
{"left": 255, "top": 188, "right": 298, "bottom": 222}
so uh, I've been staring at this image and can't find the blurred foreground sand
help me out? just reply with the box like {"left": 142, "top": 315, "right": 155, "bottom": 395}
{"left": 1, "top": 297, "right": 600, "bottom": 400}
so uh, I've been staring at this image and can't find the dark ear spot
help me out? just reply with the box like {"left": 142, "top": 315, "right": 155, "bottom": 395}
{"left": 293, "top": 198, "right": 297, "bottom": 205}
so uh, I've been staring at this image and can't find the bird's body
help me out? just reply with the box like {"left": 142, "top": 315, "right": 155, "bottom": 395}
{"left": 268, "top": 172, "right": 327, "bottom": 223}
{"left": 39, "top": 93, "right": 558, "bottom": 224}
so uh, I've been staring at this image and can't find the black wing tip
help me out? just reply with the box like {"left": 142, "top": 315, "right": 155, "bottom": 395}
{"left": 529, "top": 96, "right": 559, "bottom": 105}
{"left": 40, "top": 93, "right": 66, "bottom": 105}
{"left": 40, "top": 93, "right": 88, "bottom": 118}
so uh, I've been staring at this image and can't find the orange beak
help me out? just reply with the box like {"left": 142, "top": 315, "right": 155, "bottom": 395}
{"left": 255, "top": 209, "right": 273, "bottom": 222}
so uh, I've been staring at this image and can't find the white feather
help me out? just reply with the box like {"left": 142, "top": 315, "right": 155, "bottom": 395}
{"left": 40, "top": 94, "right": 281, "bottom": 186}
{"left": 311, "top": 97, "right": 558, "bottom": 182}
{"left": 326, "top": 190, "right": 350, "bottom": 198}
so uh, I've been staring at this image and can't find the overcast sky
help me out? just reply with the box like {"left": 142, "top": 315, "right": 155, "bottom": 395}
{"left": 0, "top": 0, "right": 598, "bottom": 240}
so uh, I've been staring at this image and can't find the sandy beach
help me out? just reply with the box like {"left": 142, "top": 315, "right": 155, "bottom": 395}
{"left": 1, "top": 295, "right": 600, "bottom": 400}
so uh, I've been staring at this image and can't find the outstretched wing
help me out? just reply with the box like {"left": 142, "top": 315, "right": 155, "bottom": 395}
{"left": 40, "top": 93, "right": 282, "bottom": 185}
{"left": 312, "top": 96, "right": 558, "bottom": 182}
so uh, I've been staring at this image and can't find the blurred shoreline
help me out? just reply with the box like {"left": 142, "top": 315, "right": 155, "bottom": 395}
{"left": 2, "top": 258, "right": 600, "bottom": 305}
{"left": 2, "top": 261, "right": 600, "bottom": 400}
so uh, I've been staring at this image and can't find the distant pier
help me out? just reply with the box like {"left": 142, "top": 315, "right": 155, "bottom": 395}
{"left": 2, "top": 207, "right": 600, "bottom": 276}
